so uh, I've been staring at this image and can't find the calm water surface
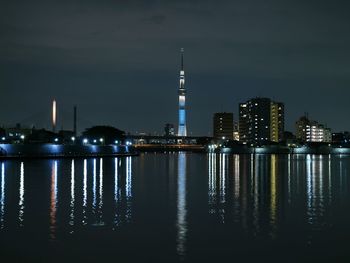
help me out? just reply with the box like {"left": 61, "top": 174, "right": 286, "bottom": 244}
{"left": 0, "top": 153, "right": 350, "bottom": 262}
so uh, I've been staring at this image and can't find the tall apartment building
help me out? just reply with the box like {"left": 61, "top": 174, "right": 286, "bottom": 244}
{"left": 213, "top": 112, "right": 234, "bottom": 140}
{"left": 296, "top": 115, "right": 331, "bottom": 143}
{"left": 238, "top": 98, "right": 284, "bottom": 144}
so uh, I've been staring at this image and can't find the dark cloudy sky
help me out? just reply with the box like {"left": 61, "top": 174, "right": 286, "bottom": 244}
{"left": 1, "top": 0, "right": 350, "bottom": 135}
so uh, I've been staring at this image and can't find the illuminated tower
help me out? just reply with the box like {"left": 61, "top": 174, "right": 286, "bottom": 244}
{"left": 178, "top": 48, "right": 187, "bottom": 137}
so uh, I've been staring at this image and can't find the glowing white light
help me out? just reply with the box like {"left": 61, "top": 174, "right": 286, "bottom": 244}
{"left": 99, "top": 138, "right": 103, "bottom": 142}
{"left": 82, "top": 159, "right": 87, "bottom": 225}
{"left": 52, "top": 100, "right": 56, "bottom": 128}
{"left": 1, "top": 163, "right": 5, "bottom": 229}
{"left": 54, "top": 138, "right": 58, "bottom": 142}
{"left": 93, "top": 139, "right": 97, "bottom": 143}
{"left": 114, "top": 140, "right": 118, "bottom": 144}
{"left": 70, "top": 160, "right": 75, "bottom": 227}
{"left": 19, "top": 162, "right": 24, "bottom": 226}
{"left": 1, "top": 137, "right": 5, "bottom": 141}
{"left": 83, "top": 138, "right": 88, "bottom": 144}
{"left": 20, "top": 135, "right": 25, "bottom": 140}
{"left": 71, "top": 137, "right": 75, "bottom": 141}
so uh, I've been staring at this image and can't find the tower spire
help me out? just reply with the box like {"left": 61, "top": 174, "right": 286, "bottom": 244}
{"left": 181, "top": 48, "right": 184, "bottom": 71}
{"left": 178, "top": 48, "right": 187, "bottom": 137}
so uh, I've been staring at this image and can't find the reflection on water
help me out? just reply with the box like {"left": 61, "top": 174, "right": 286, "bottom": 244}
{"left": 0, "top": 154, "right": 349, "bottom": 262}
{"left": 19, "top": 162, "right": 24, "bottom": 226}
{"left": 82, "top": 159, "right": 87, "bottom": 225}
{"left": 0, "top": 162, "right": 4, "bottom": 229}
{"left": 177, "top": 153, "right": 187, "bottom": 258}
{"left": 50, "top": 161, "right": 58, "bottom": 240}
{"left": 70, "top": 160, "right": 75, "bottom": 229}
{"left": 206, "top": 153, "right": 346, "bottom": 238}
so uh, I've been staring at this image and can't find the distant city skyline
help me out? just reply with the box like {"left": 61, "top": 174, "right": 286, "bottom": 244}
{"left": 1, "top": 1, "right": 350, "bottom": 135}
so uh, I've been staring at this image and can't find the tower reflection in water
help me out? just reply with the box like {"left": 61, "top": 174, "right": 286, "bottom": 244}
{"left": 50, "top": 160, "right": 58, "bottom": 240}
{"left": 177, "top": 153, "right": 187, "bottom": 258}
{"left": 207, "top": 153, "right": 336, "bottom": 237}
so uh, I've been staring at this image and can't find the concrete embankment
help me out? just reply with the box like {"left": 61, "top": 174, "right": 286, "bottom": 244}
{"left": 0, "top": 144, "right": 137, "bottom": 159}
{"left": 219, "top": 145, "right": 350, "bottom": 155}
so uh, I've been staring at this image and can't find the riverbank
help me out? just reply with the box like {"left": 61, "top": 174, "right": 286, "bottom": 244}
{"left": 217, "top": 145, "right": 350, "bottom": 154}
{"left": 0, "top": 143, "right": 138, "bottom": 159}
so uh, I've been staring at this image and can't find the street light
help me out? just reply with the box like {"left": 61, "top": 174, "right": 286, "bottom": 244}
{"left": 83, "top": 138, "right": 88, "bottom": 144}
{"left": 71, "top": 136, "right": 75, "bottom": 142}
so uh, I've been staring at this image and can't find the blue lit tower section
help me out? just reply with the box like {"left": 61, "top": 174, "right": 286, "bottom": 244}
{"left": 178, "top": 48, "right": 187, "bottom": 137}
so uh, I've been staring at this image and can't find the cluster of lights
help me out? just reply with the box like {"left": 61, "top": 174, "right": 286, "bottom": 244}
{"left": 208, "top": 144, "right": 218, "bottom": 151}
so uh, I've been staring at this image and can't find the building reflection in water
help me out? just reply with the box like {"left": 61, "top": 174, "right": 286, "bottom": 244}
{"left": 50, "top": 160, "right": 58, "bottom": 240}
{"left": 177, "top": 153, "right": 187, "bottom": 258}
{"left": 270, "top": 155, "right": 277, "bottom": 236}
{"left": 19, "top": 162, "right": 25, "bottom": 227}
{"left": 208, "top": 153, "right": 217, "bottom": 214}
{"left": 69, "top": 160, "right": 75, "bottom": 228}
{"left": 305, "top": 154, "right": 333, "bottom": 238}
{"left": 82, "top": 159, "right": 88, "bottom": 225}
{"left": 0, "top": 162, "right": 5, "bottom": 229}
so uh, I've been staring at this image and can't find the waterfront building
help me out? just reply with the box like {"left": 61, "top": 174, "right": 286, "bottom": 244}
{"left": 332, "top": 132, "right": 350, "bottom": 144}
{"left": 213, "top": 112, "right": 234, "bottom": 140}
{"left": 238, "top": 98, "right": 284, "bottom": 144}
{"left": 233, "top": 121, "right": 239, "bottom": 141}
{"left": 238, "top": 103, "right": 249, "bottom": 142}
{"left": 177, "top": 48, "right": 187, "bottom": 137}
{"left": 295, "top": 115, "right": 331, "bottom": 143}
{"left": 164, "top": 123, "right": 175, "bottom": 136}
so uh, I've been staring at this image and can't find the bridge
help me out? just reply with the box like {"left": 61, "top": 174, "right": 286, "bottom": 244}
{"left": 126, "top": 135, "right": 212, "bottom": 152}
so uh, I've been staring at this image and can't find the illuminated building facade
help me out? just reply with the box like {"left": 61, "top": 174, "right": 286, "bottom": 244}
{"left": 296, "top": 115, "right": 331, "bottom": 143}
{"left": 238, "top": 98, "right": 284, "bottom": 144}
{"left": 178, "top": 49, "right": 187, "bottom": 137}
{"left": 213, "top": 112, "right": 234, "bottom": 140}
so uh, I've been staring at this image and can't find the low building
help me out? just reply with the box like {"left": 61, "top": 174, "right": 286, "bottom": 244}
{"left": 296, "top": 115, "right": 331, "bottom": 143}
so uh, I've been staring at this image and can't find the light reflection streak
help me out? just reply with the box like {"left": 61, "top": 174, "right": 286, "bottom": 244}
{"left": 50, "top": 161, "right": 58, "bottom": 240}
{"left": 19, "top": 162, "right": 24, "bottom": 226}
{"left": 114, "top": 158, "right": 120, "bottom": 226}
{"left": 328, "top": 155, "right": 332, "bottom": 204}
{"left": 0, "top": 163, "right": 5, "bottom": 229}
{"left": 306, "top": 154, "right": 312, "bottom": 224}
{"left": 306, "top": 155, "right": 326, "bottom": 229}
{"left": 234, "top": 155, "right": 240, "bottom": 199}
{"left": 69, "top": 160, "right": 75, "bottom": 227}
{"left": 177, "top": 153, "right": 187, "bottom": 258}
{"left": 126, "top": 156, "right": 132, "bottom": 222}
{"left": 82, "top": 159, "right": 87, "bottom": 225}
{"left": 252, "top": 155, "right": 259, "bottom": 233}
{"left": 93, "top": 159, "right": 97, "bottom": 215}
{"left": 270, "top": 155, "right": 277, "bottom": 235}
{"left": 219, "top": 154, "right": 226, "bottom": 223}
{"left": 98, "top": 158, "right": 103, "bottom": 223}
{"left": 208, "top": 153, "right": 217, "bottom": 214}
{"left": 233, "top": 155, "right": 240, "bottom": 223}
{"left": 288, "top": 154, "right": 291, "bottom": 204}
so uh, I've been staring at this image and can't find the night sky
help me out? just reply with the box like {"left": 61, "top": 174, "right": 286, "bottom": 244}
{"left": 1, "top": 0, "right": 350, "bottom": 136}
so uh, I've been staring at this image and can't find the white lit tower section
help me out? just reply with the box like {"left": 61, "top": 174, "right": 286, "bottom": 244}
{"left": 178, "top": 48, "right": 187, "bottom": 137}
